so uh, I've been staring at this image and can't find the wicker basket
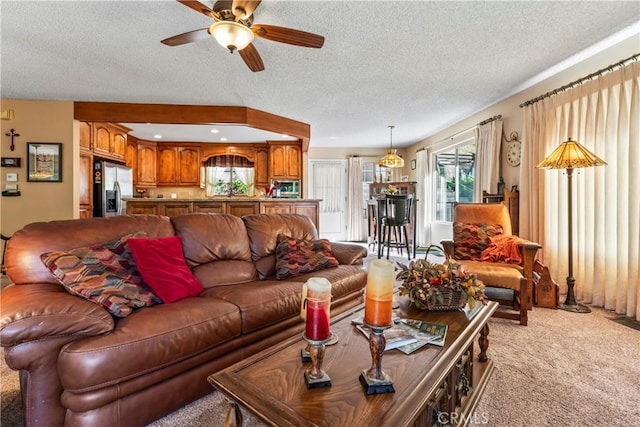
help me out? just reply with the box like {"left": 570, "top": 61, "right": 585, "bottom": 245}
{"left": 399, "top": 245, "right": 469, "bottom": 311}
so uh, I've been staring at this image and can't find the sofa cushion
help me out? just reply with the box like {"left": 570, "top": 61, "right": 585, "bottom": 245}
{"left": 127, "top": 236, "right": 204, "bottom": 303}
{"left": 243, "top": 214, "right": 318, "bottom": 280}
{"left": 453, "top": 222, "right": 504, "bottom": 261}
{"left": 275, "top": 234, "right": 338, "bottom": 280}
{"left": 40, "top": 233, "right": 159, "bottom": 318}
{"left": 205, "top": 280, "right": 304, "bottom": 334}
{"left": 453, "top": 260, "right": 523, "bottom": 291}
{"left": 171, "top": 213, "right": 258, "bottom": 287}
{"left": 58, "top": 296, "right": 242, "bottom": 393}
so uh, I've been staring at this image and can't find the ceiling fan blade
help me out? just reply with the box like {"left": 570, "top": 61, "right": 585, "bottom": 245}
{"left": 232, "top": 0, "right": 262, "bottom": 20}
{"left": 161, "top": 28, "right": 210, "bottom": 46}
{"left": 176, "top": 0, "right": 213, "bottom": 18}
{"left": 238, "top": 43, "right": 265, "bottom": 72}
{"left": 251, "top": 24, "right": 324, "bottom": 48}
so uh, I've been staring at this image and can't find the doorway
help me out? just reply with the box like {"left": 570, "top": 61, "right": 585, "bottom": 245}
{"left": 308, "top": 160, "right": 347, "bottom": 241}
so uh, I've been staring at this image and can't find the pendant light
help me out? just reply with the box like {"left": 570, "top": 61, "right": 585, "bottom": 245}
{"left": 378, "top": 125, "right": 404, "bottom": 168}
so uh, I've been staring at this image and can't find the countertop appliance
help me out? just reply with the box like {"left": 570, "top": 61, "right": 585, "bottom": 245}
{"left": 93, "top": 160, "right": 133, "bottom": 217}
{"left": 270, "top": 179, "right": 300, "bottom": 198}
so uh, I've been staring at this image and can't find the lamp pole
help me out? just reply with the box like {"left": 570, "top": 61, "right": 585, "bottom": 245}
{"left": 560, "top": 167, "right": 591, "bottom": 313}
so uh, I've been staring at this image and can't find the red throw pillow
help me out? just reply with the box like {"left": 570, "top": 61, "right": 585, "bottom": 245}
{"left": 127, "top": 236, "right": 204, "bottom": 303}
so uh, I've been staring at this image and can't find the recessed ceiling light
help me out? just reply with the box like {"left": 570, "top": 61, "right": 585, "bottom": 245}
{"left": 220, "top": 137, "right": 228, "bottom": 142}
{"left": 154, "top": 134, "right": 162, "bottom": 139}
{"left": 211, "top": 129, "right": 220, "bottom": 133}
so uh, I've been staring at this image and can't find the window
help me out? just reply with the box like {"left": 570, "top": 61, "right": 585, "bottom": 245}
{"left": 362, "top": 162, "right": 391, "bottom": 202}
{"left": 201, "top": 155, "right": 255, "bottom": 196}
{"left": 434, "top": 140, "right": 475, "bottom": 222}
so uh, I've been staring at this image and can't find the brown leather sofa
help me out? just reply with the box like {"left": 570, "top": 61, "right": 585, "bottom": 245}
{"left": 0, "top": 213, "right": 368, "bottom": 426}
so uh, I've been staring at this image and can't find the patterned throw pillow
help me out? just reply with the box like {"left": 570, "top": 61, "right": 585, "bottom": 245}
{"left": 275, "top": 234, "right": 339, "bottom": 280}
{"left": 453, "top": 222, "right": 504, "bottom": 261}
{"left": 40, "top": 232, "right": 159, "bottom": 317}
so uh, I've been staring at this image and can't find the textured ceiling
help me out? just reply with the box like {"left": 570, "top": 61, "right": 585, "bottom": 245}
{"left": 1, "top": 1, "right": 639, "bottom": 148}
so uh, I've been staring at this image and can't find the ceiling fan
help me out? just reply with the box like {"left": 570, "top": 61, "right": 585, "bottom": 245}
{"left": 161, "top": 0, "right": 325, "bottom": 72}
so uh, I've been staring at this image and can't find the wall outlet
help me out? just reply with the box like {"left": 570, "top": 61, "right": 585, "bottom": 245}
{"left": 6, "top": 173, "right": 18, "bottom": 181}
{"left": 5, "top": 184, "right": 18, "bottom": 190}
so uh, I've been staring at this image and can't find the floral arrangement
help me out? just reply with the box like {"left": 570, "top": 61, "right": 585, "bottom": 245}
{"left": 386, "top": 184, "right": 399, "bottom": 195}
{"left": 396, "top": 258, "right": 487, "bottom": 310}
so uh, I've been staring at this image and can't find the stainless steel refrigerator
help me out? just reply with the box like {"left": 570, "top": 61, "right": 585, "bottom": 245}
{"left": 93, "top": 160, "right": 133, "bottom": 217}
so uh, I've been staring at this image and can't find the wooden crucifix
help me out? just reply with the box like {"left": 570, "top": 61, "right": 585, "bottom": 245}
{"left": 5, "top": 128, "right": 20, "bottom": 151}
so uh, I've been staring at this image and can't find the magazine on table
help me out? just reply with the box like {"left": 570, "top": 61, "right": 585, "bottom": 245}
{"left": 355, "top": 324, "right": 418, "bottom": 351}
{"left": 398, "top": 319, "right": 448, "bottom": 348}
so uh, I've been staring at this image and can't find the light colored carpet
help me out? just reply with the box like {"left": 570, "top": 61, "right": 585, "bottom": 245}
{"left": 2, "top": 256, "right": 640, "bottom": 426}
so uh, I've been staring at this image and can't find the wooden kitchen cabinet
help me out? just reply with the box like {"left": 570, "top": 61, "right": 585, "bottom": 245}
{"left": 157, "top": 145, "right": 201, "bottom": 186}
{"left": 178, "top": 147, "right": 200, "bottom": 185}
{"left": 79, "top": 151, "right": 93, "bottom": 218}
{"left": 193, "top": 201, "right": 226, "bottom": 214}
{"left": 79, "top": 121, "right": 92, "bottom": 151}
{"left": 227, "top": 202, "right": 259, "bottom": 217}
{"left": 161, "top": 202, "right": 193, "bottom": 217}
{"left": 254, "top": 147, "right": 270, "bottom": 188}
{"left": 92, "top": 122, "right": 129, "bottom": 161}
{"left": 260, "top": 200, "right": 319, "bottom": 229}
{"left": 157, "top": 146, "right": 178, "bottom": 185}
{"left": 292, "top": 201, "right": 319, "bottom": 230}
{"left": 260, "top": 201, "right": 292, "bottom": 215}
{"left": 269, "top": 143, "right": 301, "bottom": 179}
{"left": 126, "top": 202, "right": 160, "bottom": 215}
{"left": 137, "top": 141, "right": 157, "bottom": 187}
{"left": 126, "top": 138, "right": 137, "bottom": 185}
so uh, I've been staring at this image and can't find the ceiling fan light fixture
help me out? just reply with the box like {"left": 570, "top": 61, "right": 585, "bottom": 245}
{"left": 379, "top": 125, "right": 404, "bottom": 168}
{"left": 209, "top": 21, "right": 254, "bottom": 53}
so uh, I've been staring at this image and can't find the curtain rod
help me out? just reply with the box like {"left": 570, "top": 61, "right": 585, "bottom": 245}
{"left": 416, "top": 114, "right": 502, "bottom": 152}
{"left": 519, "top": 53, "right": 639, "bottom": 108}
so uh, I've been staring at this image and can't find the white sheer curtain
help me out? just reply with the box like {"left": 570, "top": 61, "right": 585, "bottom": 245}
{"left": 347, "top": 157, "right": 364, "bottom": 241}
{"left": 312, "top": 162, "right": 343, "bottom": 213}
{"left": 415, "top": 149, "right": 430, "bottom": 246}
{"left": 521, "top": 61, "right": 640, "bottom": 319}
{"left": 473, "top": 120, "right": 503, "bottom": 201}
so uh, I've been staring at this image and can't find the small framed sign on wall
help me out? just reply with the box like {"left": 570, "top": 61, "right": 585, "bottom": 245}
{"left": 411, "top": 159, "right": 416, "bottom": 170}
{"left": 27, "top": 143, "right": 62, "bottom": 182}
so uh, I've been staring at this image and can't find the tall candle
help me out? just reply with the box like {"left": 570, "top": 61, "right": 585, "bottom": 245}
{"left": 364, "top": 259, "right": 395, "bottom": 327}
{"left": 304, "top": 278, "right": 332, "bottom": 341}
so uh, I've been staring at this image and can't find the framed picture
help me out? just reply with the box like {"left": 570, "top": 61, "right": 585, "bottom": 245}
{"left": 411, "top": 159, "right": 416, "bottom": 170}
{"left": 27, "top": 143, "right": 62, "bottom": 182}
{"left": 400, "top": 175, "right": 409, "bottom": 182}
{"left": 511, "top": 185, "right": 518, "bottom": 192}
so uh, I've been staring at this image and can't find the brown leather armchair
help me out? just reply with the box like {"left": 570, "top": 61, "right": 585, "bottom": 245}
{"left": 441, "top": 203, "right": 540, "bottom": 325}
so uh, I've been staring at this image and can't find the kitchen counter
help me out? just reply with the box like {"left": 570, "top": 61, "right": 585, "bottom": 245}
{"left": 125, "top": 198, "right": 321, "bottom": 229}
{"left": 123, "top": 197, "right": 321, "bottom": 202}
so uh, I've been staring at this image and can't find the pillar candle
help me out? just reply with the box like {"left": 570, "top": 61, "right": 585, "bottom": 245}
{"left": 364, "top": 259, "right": 395, "bottom": 327}
{"left": 305, "top": 277, "right": 332, "bottom": 341}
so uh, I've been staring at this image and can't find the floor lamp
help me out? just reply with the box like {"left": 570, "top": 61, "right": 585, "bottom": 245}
{"left": 536, "top": 138, "right": 606, "bottom": 313}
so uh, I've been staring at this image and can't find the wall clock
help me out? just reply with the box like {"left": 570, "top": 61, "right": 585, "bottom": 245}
{"left": 506, "top": 140, "right": 522, "bottom": 166}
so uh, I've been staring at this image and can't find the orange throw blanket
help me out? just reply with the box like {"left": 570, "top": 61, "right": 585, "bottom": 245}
{"left": 480, "top": 235, "right": 524, "bottom": 264}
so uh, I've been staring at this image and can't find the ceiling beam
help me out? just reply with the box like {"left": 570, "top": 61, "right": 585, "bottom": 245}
{"left": 74, "top": 102, "right": 311, "bottom": 151}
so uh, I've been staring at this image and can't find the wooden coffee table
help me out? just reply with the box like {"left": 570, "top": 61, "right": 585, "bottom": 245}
{"left": 208, "top": 300, "right": 498, "bottom": 426}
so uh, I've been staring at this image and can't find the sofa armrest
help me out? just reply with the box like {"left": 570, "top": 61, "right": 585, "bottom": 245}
{"left": 0, "top": 283, "right": 114, "bottom": 348}
{"left": 330, "top": 243, "right": 368, "bottom": 265}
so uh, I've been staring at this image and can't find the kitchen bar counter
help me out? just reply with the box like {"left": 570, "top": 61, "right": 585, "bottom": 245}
{"left": 124, "top": 198, "right": 321, "bottom": 229}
